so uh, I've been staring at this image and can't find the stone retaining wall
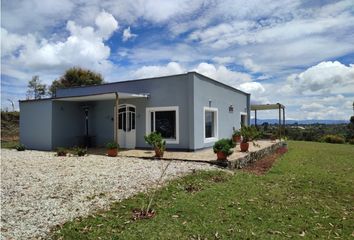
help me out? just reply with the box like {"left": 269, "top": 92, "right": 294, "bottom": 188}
{"left": 227, "top": 142, "right": 283, "bottom": 169}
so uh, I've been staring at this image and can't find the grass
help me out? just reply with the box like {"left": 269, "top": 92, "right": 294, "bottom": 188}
{"left": 53, "top": 141, "right": 354, "bottom": 239}
{"left": 1, "top": 140, "right": 19, "bottom": 149}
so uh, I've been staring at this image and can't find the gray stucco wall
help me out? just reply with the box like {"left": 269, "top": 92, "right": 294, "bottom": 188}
{"left": 19, "top": 100, "right": 52, "bottom": 150}
{"left": 51, "top": 101, "right": 83, "bottom": 149}
{"left": 192, "top": 74, "right": 250, "bottom": 149}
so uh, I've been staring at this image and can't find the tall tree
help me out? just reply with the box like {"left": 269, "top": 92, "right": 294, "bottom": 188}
{"left": 27, "top": 75, "right": 47, "bottom": 99}
{"left": 50, "top": 67, "right": 104, "bottom": 96}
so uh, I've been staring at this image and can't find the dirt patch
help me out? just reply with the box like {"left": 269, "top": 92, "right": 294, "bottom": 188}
{"left": 243, "top": 147, "right": 287, "bottom": 175}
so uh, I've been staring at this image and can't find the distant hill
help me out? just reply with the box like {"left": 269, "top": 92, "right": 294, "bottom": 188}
{"left": 251, "top": 119, "right": 349, "bottom": 125}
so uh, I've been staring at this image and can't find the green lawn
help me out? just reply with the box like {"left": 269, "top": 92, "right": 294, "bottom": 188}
{"left": 53, "top": 141, "right": 354, "bottom": 239}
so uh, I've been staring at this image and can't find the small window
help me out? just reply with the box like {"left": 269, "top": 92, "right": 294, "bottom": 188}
{"left": 204, "top": 107, "right": 218, "bottom": 142}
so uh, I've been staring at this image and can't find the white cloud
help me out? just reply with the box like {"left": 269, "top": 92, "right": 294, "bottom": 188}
{"left": 133, "top": 62, "right": 186, "bottom": 78}
{"left": 194, "top": 62, "right": 252, "bottom": 87}
{"left": 288, "top": 61, "right": 354, "bottom": 94}
{"left": 122, "top": 27, "right": 137, "bottom": 42}
{"left": 2, "top": 11, "right": 119, "bottom": 72}
{"left": 212, "top": 56, "right": 235, "bottom": 65}
{"left": 95, "top": 10, "right": 119, "bottom": 40}
{"left": 242, "top": 58, "right": 262, "bottom": 72}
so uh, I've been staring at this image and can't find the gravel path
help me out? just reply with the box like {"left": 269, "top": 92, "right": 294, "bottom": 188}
{"left": 0, "top": 149, "right": 217, "bottom": 239}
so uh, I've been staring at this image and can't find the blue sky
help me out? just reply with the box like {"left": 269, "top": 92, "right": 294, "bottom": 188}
{"left": 1, "top": 0, "right": 354, "bottom": 120}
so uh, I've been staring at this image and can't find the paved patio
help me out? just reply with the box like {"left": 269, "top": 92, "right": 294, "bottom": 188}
{"left": 117, "top": 140, "right": 280, "bottom": 163}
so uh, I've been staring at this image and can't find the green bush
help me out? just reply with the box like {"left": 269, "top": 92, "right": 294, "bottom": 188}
{"left": 15, "top": 144, "right": 26, "bottom": 151}
{"left": 321, "top": 134, "right": 345, "bottom": 144}
{"left": 232, "top": 129, "right": 241, "bottom": 137}
{"left": 72, "top": 146, "right": 87, "bottom": 156}
{"left": 213, "top": 138, "right": 235, "bottom": 156}
{"left": 348, "top": 139, "right": 354, "bottom": 145}
{"left": 240, "top": 126, "right": 259, "bottom": 143}
{"left": 106, "top": 141, "right": 119, "bottom": 149}
{"left": 56, "top": 147, "right": 68, "bottom": 156}
{"left": 144, "top": 132, "right": 166, "bottom": 152}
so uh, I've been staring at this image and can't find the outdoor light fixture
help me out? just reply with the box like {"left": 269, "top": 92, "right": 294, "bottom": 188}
{"left": 209, "top": 100, "right": 212, "bottom": 107}
{"left": 229, "top": 105, "right": 234, "bottom": 113}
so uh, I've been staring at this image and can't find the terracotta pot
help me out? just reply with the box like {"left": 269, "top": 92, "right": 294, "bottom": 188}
{"left": 107, "top": 148, "right": 118, "bottom": 157}
{"left": 240, "top": 142, "right": 249, "bottom": 152}
{"left": 216, "top": 151, "right": 227, "bottom": 161}
{"left": 154, "top": 147, "right": 164, "bottom": 158}
{"left": 232, "top": 135, "right": 241, "bottom": 143}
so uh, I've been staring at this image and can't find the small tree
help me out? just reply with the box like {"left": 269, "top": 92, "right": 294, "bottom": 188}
{"left": 27, "top": 76, "right": 47, "bottom": 99}
{"left": 50, "top": 67, "right": 104, "bottom": 96}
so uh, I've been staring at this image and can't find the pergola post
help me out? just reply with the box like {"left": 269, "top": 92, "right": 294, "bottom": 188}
{"left": 255, "top": 110, "right": 257, "bottom": 127}
{"left": 283, "top": 107, "right": 286, "bottom": 137}
{"left": 114, "top": 93, "right": 119, "bottom": 143}
{"left": 278, "top": 104, "right": 281, "bottom": 140}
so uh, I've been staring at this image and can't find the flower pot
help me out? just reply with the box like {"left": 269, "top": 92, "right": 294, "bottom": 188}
{"left": 240, "top": 142, "right": 249, "bottom": 152}
{"left": 154, "top": 147, "right": 164, "bottom": 158}
{"left": 107, "top": 148, "right": 118, "bottom": 157}
{"left": 216, "top": 151, "right": 227, "bottom": 161}
{"left": 232, "top": 135, "right": 241, "bottom": 143}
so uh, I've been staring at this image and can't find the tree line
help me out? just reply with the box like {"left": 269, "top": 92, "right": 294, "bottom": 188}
{"left": 26, "top": 67, "right": 104, "bottom": 99}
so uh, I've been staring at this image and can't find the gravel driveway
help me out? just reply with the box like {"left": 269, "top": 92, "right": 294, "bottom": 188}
{"left": 0, "top": 149, "right": 217, "bottom": 239}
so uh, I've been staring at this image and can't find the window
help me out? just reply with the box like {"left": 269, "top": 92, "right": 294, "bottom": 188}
{"left": 204, "top": 107, "right": 218, "bottom": 143}
{"left": 146, "top": 106, "right": 179, "bottom": 144}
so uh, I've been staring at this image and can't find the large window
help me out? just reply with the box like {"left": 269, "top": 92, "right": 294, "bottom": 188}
{"left": 204, "top": 107, "right": 218, "bottom": 142}
{"left": 146, "top": 106, "right": 179, "bottom": 144}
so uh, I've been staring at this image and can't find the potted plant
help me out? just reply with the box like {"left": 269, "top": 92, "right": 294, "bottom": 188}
{"left": 106, "top": 141, "right": 119, "bottom": 157}
{"left": 240, "top": 126, "right": 259, "bottom": 152}
{"left": 213, "top": 138, "right": 235, "bottom": 161}
{"left": 232, "top": 128, "right": 241, "bottom": 143}
{"left": 144, "top": 132, "right": 166, "bottom": 158}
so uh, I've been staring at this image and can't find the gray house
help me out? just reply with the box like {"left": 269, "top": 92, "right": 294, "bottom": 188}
{"left": 20, "top": 72, "right": 250, "bottom": 151}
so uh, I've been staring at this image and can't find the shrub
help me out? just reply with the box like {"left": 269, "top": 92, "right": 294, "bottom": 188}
{"left": 144, "top": 132, "right": 166, "bottom": 152}
{"left": 72, "top": 146, "right": 87, "bottom": 156}
{"left": 106, "top": 141, "right": 119, "bottom": 149}
{"left": 321, "top": 135, "right": 345, "bottom": 144}
{"left": 213, "top": 138, "right": 235, "bottom": 156}
{"left": 56, "top": 147, "right": 68, "bottom": 156}
{"left": 15, "top": 144, "right": 26, "bottom": 151}
{"left": 348, "top": 139, "right": 354, "bottom": 145}
{"left": 240, "top": 126, "right": 259, "bottom": 143}
{"left": 232, "top": 128, "right": 241, "bottom": 137}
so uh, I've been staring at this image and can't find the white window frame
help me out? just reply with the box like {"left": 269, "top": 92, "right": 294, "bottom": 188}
{"left": 240, "top": 112, "right": 248, "bottom": 127}
{"left": 203, "top": 107, "right": 218, "bottom": 143}
{"left": 146, "top": 106, "right": 179, "bottom": 144}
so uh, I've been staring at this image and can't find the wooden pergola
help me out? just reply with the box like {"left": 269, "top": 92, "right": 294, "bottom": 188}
{"left": 251, "top": 103, "right": 286, "bottom": 139}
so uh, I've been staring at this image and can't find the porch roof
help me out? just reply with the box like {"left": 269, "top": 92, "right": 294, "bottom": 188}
{"left": 53, "top": 92, "right": 149, "bottom": 102}
{"left": 251, "top": 103, "right": 285, "bottom": 110}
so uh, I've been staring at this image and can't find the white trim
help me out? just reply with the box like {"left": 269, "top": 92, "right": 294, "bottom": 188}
{"left": 203, "top": 107, "right": 218, "bottom": 143}
{"left": 240, "top": 112, "right": 247, "bottom": 115}
{"left": 145, "top": 106, "right": 179, "bottom": 144}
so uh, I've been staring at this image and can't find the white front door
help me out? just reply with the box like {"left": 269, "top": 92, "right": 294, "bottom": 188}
{"left": 118, "top": 104, "right": 136, "bottom": 149}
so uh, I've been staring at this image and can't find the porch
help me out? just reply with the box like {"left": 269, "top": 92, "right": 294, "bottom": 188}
{"left": 89, "top": 140, "right": 282, "bottom": 169}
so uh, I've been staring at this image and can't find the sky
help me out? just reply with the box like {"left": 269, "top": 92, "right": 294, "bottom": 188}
{"left": 1, "top": 0, "right": 354, "bottom": 120}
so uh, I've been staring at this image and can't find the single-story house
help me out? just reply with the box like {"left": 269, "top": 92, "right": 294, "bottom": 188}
{"left": 19, "top": 72, "right": 250, "bottom": 151}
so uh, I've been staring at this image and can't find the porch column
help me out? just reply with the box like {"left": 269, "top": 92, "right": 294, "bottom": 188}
{"left": 115, "top": 93, "right": 119, "bottom": 143}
